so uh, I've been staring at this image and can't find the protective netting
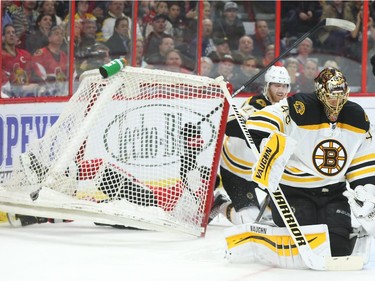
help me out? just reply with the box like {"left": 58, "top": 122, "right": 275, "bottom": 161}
{"left": 0, "top": 66, "right": 229, "bottom": 236}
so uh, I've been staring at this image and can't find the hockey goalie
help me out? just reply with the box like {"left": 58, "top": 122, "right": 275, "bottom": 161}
{"left": 0, "top": 66, "right": 229, "bottom": 236}
{"left": 223, "top": 67, "right": 375, "bottom": 270}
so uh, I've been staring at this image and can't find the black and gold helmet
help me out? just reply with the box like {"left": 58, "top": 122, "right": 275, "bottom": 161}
{"left": 314, "top": 67, "right": 350, "bottom": 122}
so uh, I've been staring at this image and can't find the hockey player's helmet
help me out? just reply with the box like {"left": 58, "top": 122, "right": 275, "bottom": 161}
{"left": 314, "top": 67, "right": 349, "bottom": 122}
{"left": 263, "top": 66, "right": 291, "bottom": 98}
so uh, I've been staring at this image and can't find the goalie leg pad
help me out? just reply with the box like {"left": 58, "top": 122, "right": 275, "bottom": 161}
{"left": 224, "top": 223, "right": 331, "bottom": 269}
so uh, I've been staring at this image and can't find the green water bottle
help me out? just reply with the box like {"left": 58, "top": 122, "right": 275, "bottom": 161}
{"left": 99, "top": 58, "right": 127, "bottom": 78}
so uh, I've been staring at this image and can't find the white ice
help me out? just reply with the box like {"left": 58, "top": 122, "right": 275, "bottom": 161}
{"left": 0, "top": 217, "right": 374, "bottom": 281}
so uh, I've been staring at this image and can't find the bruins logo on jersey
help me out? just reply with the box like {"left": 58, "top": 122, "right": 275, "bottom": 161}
{"left": 313, "top": 139, "right": 347, "bottom": 176}
{"left": 256, "top": 99, "right": 267, "bottom": 108}
{"left": 293, "top": 101, "right": 305, "bottom": 115}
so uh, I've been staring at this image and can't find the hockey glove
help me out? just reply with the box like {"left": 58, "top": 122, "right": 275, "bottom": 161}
{"left": 251, "top": 131, "right": 296, "bottom": 192}
{"left": 344, "top": 184, "right": 375, "bottom": 236}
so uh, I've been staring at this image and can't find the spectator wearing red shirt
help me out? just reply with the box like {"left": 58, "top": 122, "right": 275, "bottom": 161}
{"left": 32, "top": 26, "right": 68, "bottom": 96}
{"left": 2, "top": 24, "right": 39, "bottom": 97}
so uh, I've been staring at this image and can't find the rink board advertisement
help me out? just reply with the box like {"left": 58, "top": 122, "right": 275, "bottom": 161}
{"left": 0, "top": 103, "right": 65, "bottom": 183}
{"left": 1, "top": 97, "right": 375, "bottom": 183}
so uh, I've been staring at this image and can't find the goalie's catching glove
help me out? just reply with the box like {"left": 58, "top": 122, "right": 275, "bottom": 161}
{"left": 344, "top": 184, "right": 375, "bottom": 235}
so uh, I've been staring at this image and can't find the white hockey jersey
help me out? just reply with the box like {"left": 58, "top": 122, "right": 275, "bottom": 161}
{"left": 220, "top": 95, "right": 272, "bottom": 181}
{"left": 247, "top": 93, "right": 375, "bottom": 189}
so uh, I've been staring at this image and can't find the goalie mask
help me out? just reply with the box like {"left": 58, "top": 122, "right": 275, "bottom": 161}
{"left": 263, "top": 66, "right": 291, "bottom": 102}
{"left": 314, "top": 67, "right": 350, "bottom": 122}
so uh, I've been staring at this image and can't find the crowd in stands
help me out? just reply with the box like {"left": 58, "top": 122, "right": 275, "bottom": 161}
{"left": 1, "top": 0, "right": 374, "bottom": 98}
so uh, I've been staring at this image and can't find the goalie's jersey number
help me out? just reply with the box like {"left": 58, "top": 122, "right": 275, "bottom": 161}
{"left": 312, "top": 139, "right": 347, "bottom": 176}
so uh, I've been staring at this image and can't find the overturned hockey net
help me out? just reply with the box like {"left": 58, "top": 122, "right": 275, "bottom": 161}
{"left": 0, "top": 66, "right": 229, "bottom": 236}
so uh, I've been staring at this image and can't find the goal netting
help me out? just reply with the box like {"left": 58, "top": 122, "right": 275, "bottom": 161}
{"left": 0, "top": 66, "right": 229, "bottom": 236}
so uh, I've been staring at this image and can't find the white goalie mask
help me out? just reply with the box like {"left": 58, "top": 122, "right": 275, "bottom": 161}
{"left": 314, "top": 67, "right": 350, "bottom": 122}
{"left": 263, "top": 66, "right": 291, "bottom": 99}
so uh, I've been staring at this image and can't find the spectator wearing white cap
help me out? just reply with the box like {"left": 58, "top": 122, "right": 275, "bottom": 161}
{"left": 212, "top": 1, "right": 245, "bottom": 51}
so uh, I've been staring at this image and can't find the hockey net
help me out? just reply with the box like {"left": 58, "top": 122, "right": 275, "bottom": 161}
{"left": 0, "top": 66, "right": 229, "bottom": 236}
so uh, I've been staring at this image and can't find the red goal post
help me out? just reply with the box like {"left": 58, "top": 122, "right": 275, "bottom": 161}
{"left": 0, "top": 66, "right": 229, "bottom": 237}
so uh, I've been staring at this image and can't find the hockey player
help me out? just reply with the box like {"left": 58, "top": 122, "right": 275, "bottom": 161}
{"left": 209, "top": 65, "right": 291, "bottom": 224}
{"left": 247, "top": 67, "right": 375, "bottom": 257}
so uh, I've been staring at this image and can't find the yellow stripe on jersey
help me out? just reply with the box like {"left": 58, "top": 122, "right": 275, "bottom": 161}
{"left": 281, "top": 173, "right": 324, "bottom": 183}
{"left": 248, "top": 111, "right": 285, "bottom": 133}
{"left": 350, "top": 153, "right": 375, "bottom": 166}
{"left": 299, "top": 122, "right": 366, "bottom": 134}
{"left": 346, "top": 167, "right": 375, "bottom": 181}
{"left": 337, "top": 122, "right": 367, "bottom": 134}
{"left": 222, "top": 139, "right": 253, "bottom": 176}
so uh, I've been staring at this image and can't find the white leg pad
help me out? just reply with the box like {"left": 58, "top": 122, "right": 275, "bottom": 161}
{"left": 224, "top": 223, "right": 331, "bottom": 269}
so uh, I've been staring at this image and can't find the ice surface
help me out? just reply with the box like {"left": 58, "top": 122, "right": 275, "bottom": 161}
{"left": 0, "top": 217, "right": 374, "bottom": 281}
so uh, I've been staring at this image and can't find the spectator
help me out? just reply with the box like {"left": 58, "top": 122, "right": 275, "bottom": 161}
{"left": 183, "top": 1, "right": 212, "bottom": 45}
{"left": 208, "top": 37, "right": 231, "bottom": 64}
{"left": 66, "top": 0, "right": 96, "bottom": 23}
{"left": 345, "top": 2, "right": 363, "bottom": 61}
{"left": 200, "top": 56, "right": 214, "bottom": 77}
{"left": 284, "top": 57, "right": 300, "bottom": 93}
{"left": 281, "top": 2, "right": 321, "bottom": 39}
{"left": 61, "top": 20, "right": 82, "bottom": 56}
{"left": 135, "top": 38, "right": 149, "bottom": 68}
{"left": 32, "top": 26, "right": 68, "bottom": 96}
{"left": 296, "top": 58, "right": 319, "bottom": 93}
{"left": 76, "top": 42, "right": 111, "bottom": 80}
{"left": 2, "top": 24, "right": 39, "bottom": 97}
{"left": 212, "top": 1, "right": 245, "bottom": 51}
{"left": 200, "top": 18, "right": 215, "bottom": 57}
{"left": 145, "top": 35, "right": 175, "bottom": 68}
{"left": 259, "top": 44, "right": 277, "bottom": 69}
{"left": 211, "top": 54, "right": 236, "bottom": 82}
{"left": 163, "top": 49, "right": 192, "bottom": 74}
{"left": 25, "top": 13, "right": 53, "bottom": 55}
{"left": 144, "top": 14, "right": 169, "bottom": 60}
{"left": 75, "top": 20, "right": 109, "bottom": 79}
{"left": 315, "top": 0, "right": 355, "bottom": 56}
{"left": 105, "top": 17, "right": 131, "bottom": 60}
{"left": 101, "top": 1, "right": 142, "bottom": 41}
{"left": 144, "top": 1, "right": 170, "bottom": 38}
{"left": 80, "top": 19, "right": 98, "bottom": 50}
{"left": 92, "top": 2, "right": 105, "bottom": 40}
{"left": 323, "top": 59, "right": 339, "bottom": 69}
{"left": 232, "top": 35, "right": 255, "bottom": 65}
{"left": 250, "top": 20, "right": 273, "bottom": 62}
{"left": 1, "top": 1, "right": 15, "bottom": 32}
{"left": 231, "top": 55, "right": 262, "bottom": 94}
{"left": 294, "top": 37, "right": 314, "bottom": 74}
{"left": 166, "top": 2, "right": 187, "bottom": 48}
{"left": 11, "top": 0, "right": 39, "bottom": 48}
{"left": 38, "top": 0, "right": 62, "bottom": 26}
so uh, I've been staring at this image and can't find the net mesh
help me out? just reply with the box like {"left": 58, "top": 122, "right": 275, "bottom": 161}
{"left": 0, "top": 66, "right": 228, "bottom": 236}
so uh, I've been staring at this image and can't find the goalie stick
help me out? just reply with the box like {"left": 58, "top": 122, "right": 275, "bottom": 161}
{"left": 219, "top": 83, "right": 364, "bottom": 271}
{"left": 232, "top": 18, "right": 356, "bottom": 98}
